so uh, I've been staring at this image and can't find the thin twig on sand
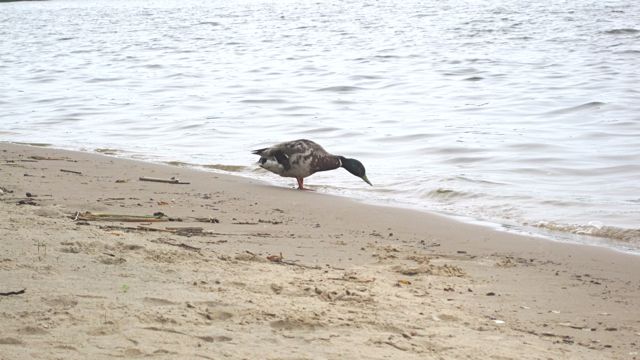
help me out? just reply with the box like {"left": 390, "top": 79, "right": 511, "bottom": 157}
{"left": 74, "top": 212, "right": 171, "bottom": 222}
{"left": 0, "top": 289, "right": 26, "bottom": 296}
{"left": 139, "top": 176, "right": 190, "bottom": 185}
{"left": 152, "top": 238, "right": 201, "bottom": 252}
{"left": 266, "top": 252, "right": 321, "bottom": 269}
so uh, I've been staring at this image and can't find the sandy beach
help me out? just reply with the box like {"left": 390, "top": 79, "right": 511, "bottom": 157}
{"left": 0, "top": 142, "right": 638, "bottom": 359}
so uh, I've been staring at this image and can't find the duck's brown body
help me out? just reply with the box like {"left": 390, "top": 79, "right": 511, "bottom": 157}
{"left": 252, "top": 139, "right": 371, "bottom": 190}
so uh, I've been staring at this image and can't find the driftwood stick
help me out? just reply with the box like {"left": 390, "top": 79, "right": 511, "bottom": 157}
{"left": 30, "top": 156, "right": 66, "bottom": 161}
{"left": 0, "top": 288, "right": 26, "bottom": 296}
{"left": 60, "top": 169, "right": 82, "bottom": 175}
{"left": 139, "top": 177, "right": 190, "bottom": 185}
{"left": 75, "top": 212, "right": 171, "bottom": 222}
{"left": 266, "top": 252, "right": 321, "bottom": 269}
{"left": 99, "top": 225, "right": 173, "bottom": 233}
{"left": 154, "top": 238, "right": 201, "bottom": 251}
{"left": 280, "top": 260, "right": 322, "bottom": 270}
{"left": 4, "top": 159, "right": 39, "bottom": 163}
{"left": 165, "top": 227, "right": 203, "bottom": 232}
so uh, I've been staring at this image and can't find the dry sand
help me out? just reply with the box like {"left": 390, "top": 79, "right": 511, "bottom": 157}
{"left": 1, "top": 142, "right": 639, "bottom": 359}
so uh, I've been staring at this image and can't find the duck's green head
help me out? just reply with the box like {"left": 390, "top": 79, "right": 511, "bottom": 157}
{"left": 339, "top": 156, "right": 372, "bottom": 186}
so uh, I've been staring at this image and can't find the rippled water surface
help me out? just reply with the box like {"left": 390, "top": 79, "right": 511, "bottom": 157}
{"left": 1, "top": 0, "right": 639, "bottom": 251}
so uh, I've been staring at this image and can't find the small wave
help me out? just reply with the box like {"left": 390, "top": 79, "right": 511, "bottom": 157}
{"left": 464, "top": 76, "right": 483, "bottom": 81}
{"left": 240, "top": 99, "right": 287, "bottom": 104}
{"left": 315, "top": 86, "right": 365, "bottom": 92}
{"left": 202, "top": 164, "right": 247, "bottom": 172}
{"left": 33, "top": 97, "right": 72, "bottom": 104}
{"left": 425, "top": 188, "right": 479, "bottom": 200}
{"left": 170, "top": 123, "right": 204, "bottom": 131}
{"left": 442, "top": 67, "right": 479, "bottom": 76}
{"left": 69, "top": 49, "right": 93, "bottom": 54}
{"left": 509, "top": 36, "right": 533, "bottom": 40}
{"left": 164, "top": 160, "right": 194, "bottom": 167}
{"left": 141, "top": 64, "right": 164, "bottom": 69}
{"left": 299, "top": 127, "right": 342, "bottom": 134}
{"left": 349, "top": 74, "right": 383, "bottom": 80}
{"left": 453, "top": 176, "right": 506, "bottom": 185}
{"left": 95, "top": 148, "right": 122, "bottom": 155}
{"left": 86, "top": 77, "right": 125, "bottom": 83}
{"left": 444, "top": 156, "right": 490, "bottom": 164}
{"left": 373, "top": 133, "right": 435, "bottom": 143}
{"left": 373, "top": 55, "right": 401, "bottom": 59}
{"left": 535, "top": 222, "right": 640, "bottom": 244}
{"left": 163, "top": 72, "right": 199, "bottom": 79}
{"left": 615, "top": 50, "right": 640, "bottom": 55}
{"left": 376, "top": 82, "right": 407, "bottom": 90}
{"left": 282, "top": 113, "right": 314, "bottom": 118}
{"left": 331, "top": 99, "right": 356, "bottom": 105}
{"left": 420, "top": 146, "right": 479, "bottom": 155}
{"left": 13, "top": 142, "right": 51, "bottom": 147}
{"left": 506, "top": 142, "right": 558, "bottom": 150}
{"left": 604, "top": 28, "right": 639, "bottom": 35}
{"left": 278, "top": 105, "right": 317, "bottom": 111}
{"left": 543, "top": 101, "right": 606, "bottom": 115}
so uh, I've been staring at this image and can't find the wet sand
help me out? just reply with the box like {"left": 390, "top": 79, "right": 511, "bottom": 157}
{"left": 1, "top": 142, "right": 639, "bottom": 359}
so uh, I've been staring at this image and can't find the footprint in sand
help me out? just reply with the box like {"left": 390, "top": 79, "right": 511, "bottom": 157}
{"left": 42, "top": 295, "right": 78, "bottom": 310}
{"left": 0, "top": 337, "right": 24, "bottom": 345}
{"left": 270, "top": 318, "right": 318, "bottom": 331}
{"left": 97, "top": 255, "right": 126, "bottom": 265}
{"left": 143, "top": 297, "right": 176, "bottom": 306}
{"left": 198, "top": 335, "right": 233, "bottom": 343}
{"left": 204, "top": 310, "right": 234, "bottom": 321}
{"left": 87, "top": 324, "right": 120, "bottom": 336}
{"left": 17, "top": 326, "right": 49, "bottom": 335}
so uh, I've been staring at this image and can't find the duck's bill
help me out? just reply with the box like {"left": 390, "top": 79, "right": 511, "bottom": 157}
{"left": 361, "top": 175, "right": 372, "bottom": 186}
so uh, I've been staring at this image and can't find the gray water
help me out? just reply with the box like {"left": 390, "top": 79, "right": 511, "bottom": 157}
{"left": 1, "top": 0, "right": 639, "bottom": 251}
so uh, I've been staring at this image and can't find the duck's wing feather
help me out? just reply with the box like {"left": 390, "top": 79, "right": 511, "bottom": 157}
{"left": 252, "top": 143, "right": 300, "bottom": 173}
{"left": 255, "top": 150, "right": 290, "bottom": 174}
{"left": 253, "top": 139, "right": 337, "bottom": 177}
{"left": 271, "top": 150, "right": 291, "bottom": 170}
{"left": 281, "top": 139, "right": 329, "bottom": 156}
{"left": 253, "top": 139, "right": 328, "bottom": 157}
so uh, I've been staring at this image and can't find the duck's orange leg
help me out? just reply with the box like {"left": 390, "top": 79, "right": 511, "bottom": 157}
{"left": 296, "top": 177, "right": 315, "bottom": 191}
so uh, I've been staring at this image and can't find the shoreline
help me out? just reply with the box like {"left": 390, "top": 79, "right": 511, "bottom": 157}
{"left": 1, "top": 142, "right": 639, "bottom": 359}
{"left": 8, "top": 141, "right": 639, "bottom": 255}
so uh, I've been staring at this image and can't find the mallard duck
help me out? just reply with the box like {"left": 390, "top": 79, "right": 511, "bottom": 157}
{"left": 252, "top": 139, "right": 372, "bottom": 190}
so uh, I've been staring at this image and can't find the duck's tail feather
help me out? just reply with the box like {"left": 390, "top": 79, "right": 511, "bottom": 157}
{"left": 252, "top": 148, "right": 267, "bottom": 155}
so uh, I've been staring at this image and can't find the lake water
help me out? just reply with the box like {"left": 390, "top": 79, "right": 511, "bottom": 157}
{"left": 1, "top": 0, "right": 639, "bottom": 252}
